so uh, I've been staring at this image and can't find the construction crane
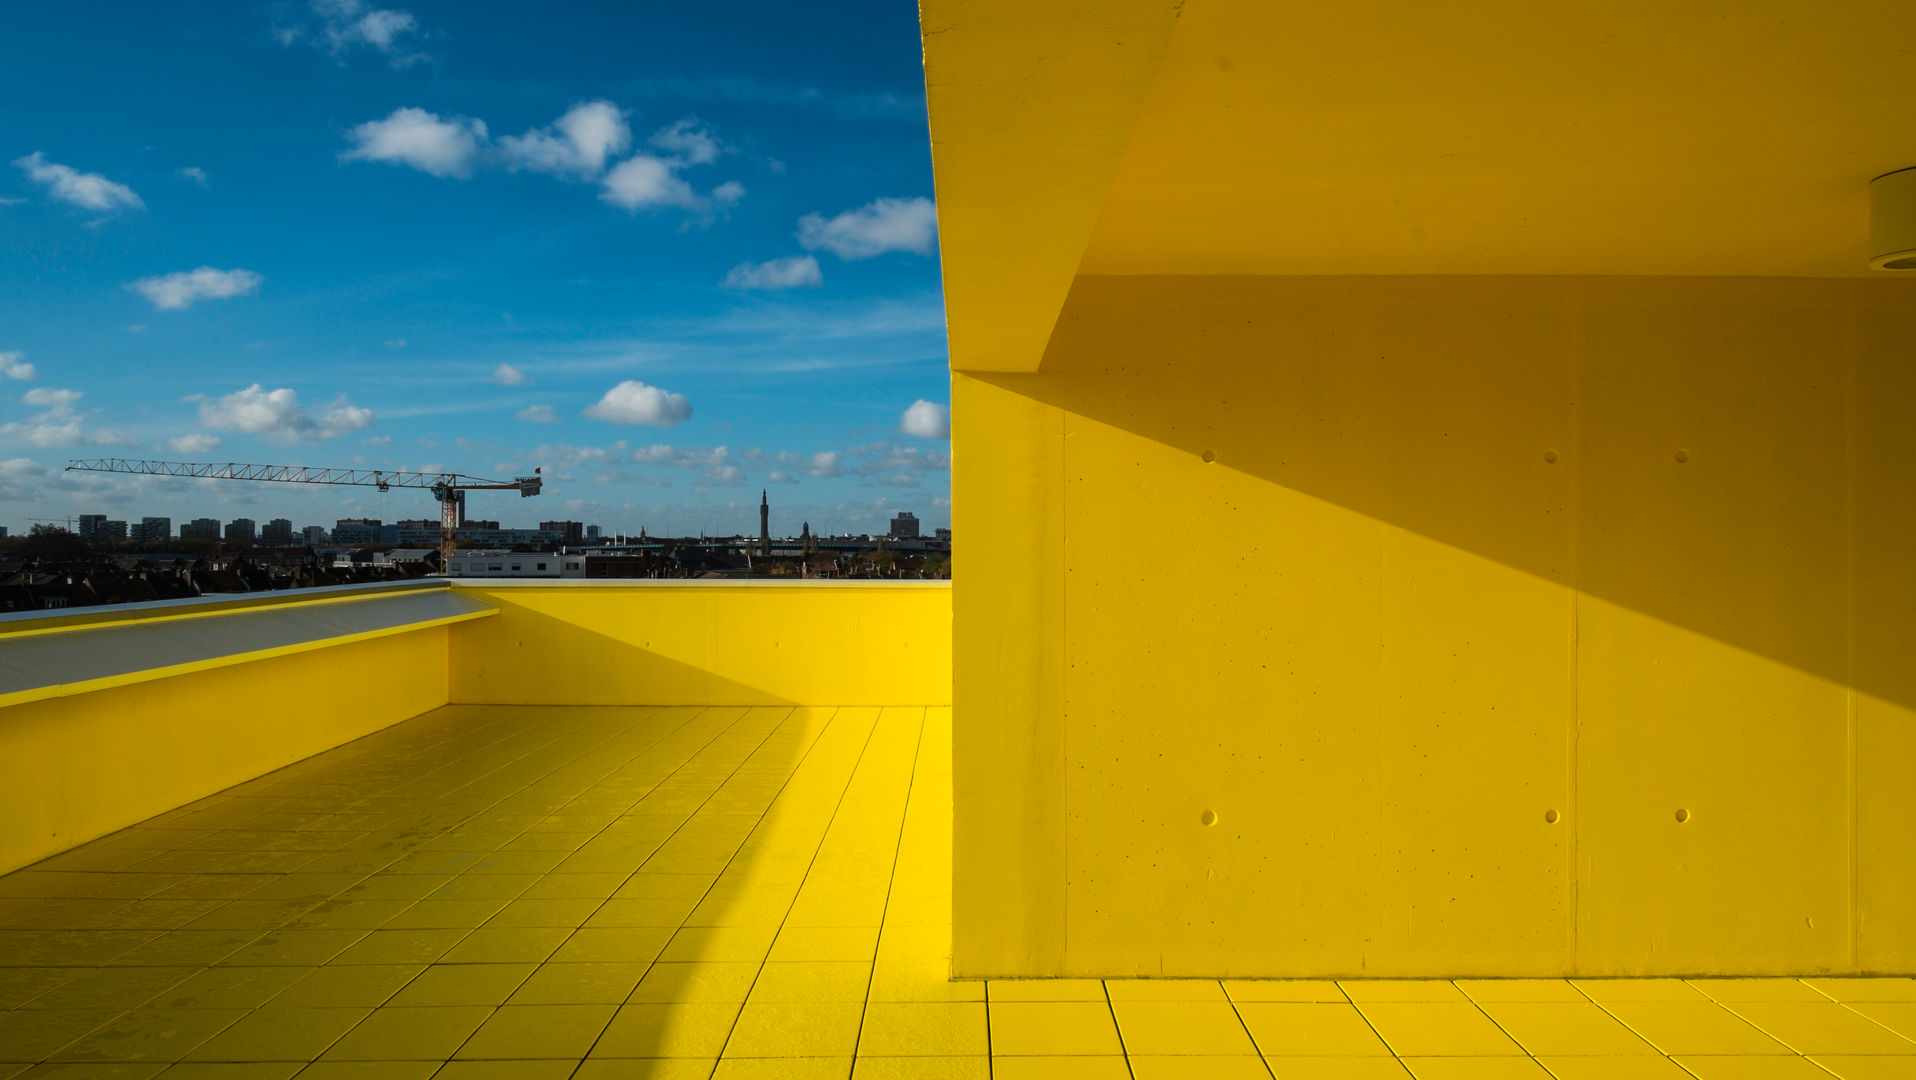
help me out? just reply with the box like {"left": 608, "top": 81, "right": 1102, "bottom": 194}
{"left": 64, "top": 458, "right": 542, "bottom": 565}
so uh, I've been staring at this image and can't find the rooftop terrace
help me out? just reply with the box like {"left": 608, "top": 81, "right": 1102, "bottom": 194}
{"left": 5, "top": 697, "right": 1915, "bottom": 1076}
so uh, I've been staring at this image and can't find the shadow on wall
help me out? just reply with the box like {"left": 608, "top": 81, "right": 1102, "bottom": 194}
{"left": 1002, "top": 273, "right": 1916, "bottom": 711}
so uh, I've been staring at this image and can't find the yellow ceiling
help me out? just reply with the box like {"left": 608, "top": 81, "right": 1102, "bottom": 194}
{"left": 1080, "top": 0, "right": 1916, "bottom": 278}
{"left": 922, "top": 0, "right": 1916, "bottom": 371}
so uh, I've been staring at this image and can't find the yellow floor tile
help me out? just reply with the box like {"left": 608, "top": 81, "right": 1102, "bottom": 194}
{"left": 325, "top": 929, "right": 466, "bottom": 966}
{"left": 454, "top": 1003, "right": 619, "bottom": 1059}
{"left": 22, "top": 965, "right": 198, "bottom": 1011}
{"left": 591, "top": 1002, "right": 742, "bottom": 1057}
{"left": 1851, "top": 1002, "right": 1916, "bottom": 1041}
{"left": 850, "top": 1056, "right": 990, "bottom": 1079}
{"left": 161, "top": 1064, "right": 306, "bottom": 1079}
{"left": 1805, "top": 980, "right": 1916, "bottom": 1003}
{"left": 1572, "top": 980, "right": 1709, "bottom": 1003}
{"left": 264, "top": 965, "right": 422, "bottom": 1008}
{"left": 379, "top": 899, "right": 509, "bottom": 930}
{"left": 285, "top": 1061, "right": 440, "bottom": 1080}
{"left": 45, "top": 1007, "right": 249, "bottom": 1062}
{"left": 1223, "top": 980, "right": 1348, "bottom": 1003}
{"left": 1693, "top": 981, "right": 1833, "bottom": 1003}
{"left": 712, "top": 1059, "right": 853, "bottom": 1079}
{"left": 749, "top": 961, "right": 872, "bottom": 1003}
{"left": 1397, "top": 1058, "right": 1552, "bottom": 1078}
{"left": 1356, "top": 1003, "right": 1526, "bottom": 1056}
{"left": 1536, "top": 1057, "right": 1697, "bottom": 1079}
{"left": 316, "top": 1006, "right": 492, "bottom": 1060}
{"left": 869, "top": 961, "right": 980, "bottom": 1003}
{"left": 986, "top": 979, "right": 1108, "bottom": 1002}
{"left": 1110, "top": 1001, "right": 1259, "bottom": 1056}
{"left": 858, "top": 1002, "right": 986, "bottom": 1057}
{"left": 1678, "top": 1058, "right": 1865, "bottom": 1080}
{"left": 282, "top": 898, "right": 414, "bottom": 930}
{"left": 987, "top": 1001, "right": 1124, "bottom": 1056}
{"left": 1476, "top": 1002, "right": 1659, "bottom": 1056}
{"left": 0, "top": 1009, "right": 124, "bottom": 1061}
{"left": 182, "top": 1007, "right": 370, "bottom": 1061}
{"left": 628, "top": 962, "right": 761, "bottom": 1004}
{"left": 442, "top": 927, "right": 575, "bottom": 964}
{"left": 1722, "top": 1002, "right": 1916, "bottom": 1054}
{"left": 1341, "top": 982, "right": 1469, "bottom": 1003}
{"left": 1235, "top": 1002, "right": 1393, "bottom": 1056}
{"left": 1104, "top": 979, "right": 1228, "bottom": 1002}
{"left": 766, "top": 927, "right": 878, "bottom": 963}
{"left": 519, "top": 874, "right": 630, "bottom": 901}
{"left": 1807, "top": 1057, "right": 1916, "bottom": 1079}
{"left": 989, "top": 1057, "right": 1131, "bottom": 1080}
{"left": 485, "top": 898, "right": 605, "bottom": 928}
{"left": 508, "top": 962, "right": 653, "bottom": 1005}
{"left": 1597, "top": 1001, "right": 1793, "bottom": 1055}
{"left": 1261, "top": 1057, "right": 1414, "bottom": 1078}
{"left": 723, "top": 1001, "right": 863, "bottom": 1056}
{"left": 1455, "top": 980, "right": 1586, "bottom": 1003}
{"left": 575, "top": 1060, "right": 720, "bottom": 1079}
{"left": 1128, "top": 1056, "right": 1272, "bottom": 1078}
{"left": 662, "top": 927, "right": 779, "bottom": 964}
{"left": 435, "top": 1061, "right": 581, "bottom": 1080}
{"left": 387, "top": 963, "right": 536, "bottom": 1006}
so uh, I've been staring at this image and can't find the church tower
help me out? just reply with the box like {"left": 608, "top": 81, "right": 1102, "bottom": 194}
{"left": 759, "top": 490, "right": 771, "bottom": 556}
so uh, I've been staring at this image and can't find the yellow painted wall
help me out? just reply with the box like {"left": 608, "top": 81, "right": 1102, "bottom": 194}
{"left": 447, "top": 583, "right": 952, "bottom": 707}
{"left": 0, "top": 627, "right": 449, "bottom": 875}
{"left": 952, "top": 275, "right": 1916, "bottom": 977}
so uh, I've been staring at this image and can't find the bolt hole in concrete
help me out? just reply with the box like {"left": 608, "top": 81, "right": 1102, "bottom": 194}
{"left": 1675, "top": 449, "right": 1691, "bottom": 463}
{"left": 1544, "top": 449, "right": 1558, "bottom": 463}
{"left": 1676, "top": 808, "right": 1692, "bottom": 823}
{"left": 1201, "top": 448, "right": 1217, "bottom": 463}
{"left": 1200, "top": 809, "right": 1219, "bottom": 826}
{"left": 1544, "top": 809, "right": 1560, "bottom": 823}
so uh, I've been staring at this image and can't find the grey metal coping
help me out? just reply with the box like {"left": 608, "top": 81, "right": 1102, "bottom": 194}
{"left": 0, "top": 578, "right": 449, "bottom": 636}
{"left": 0, "top": 586, "right": 495, "bottom": 708}
{"left": 447, "top": 579, "right": 952, "bottom": 589}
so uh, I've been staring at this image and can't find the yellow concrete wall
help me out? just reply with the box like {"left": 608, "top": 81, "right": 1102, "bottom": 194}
{"left": 0, "top": 627, "right": 449, "bottom": 875}
{"left": 447, "top": 583, "right": 952, "bottom": 706}
{"left": 953, "top": 275, "right": 1916, "bottom": 977}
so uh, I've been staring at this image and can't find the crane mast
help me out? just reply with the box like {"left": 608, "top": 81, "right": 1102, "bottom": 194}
{"left": 65, "top": 458, "right": 543, "bottom": 566}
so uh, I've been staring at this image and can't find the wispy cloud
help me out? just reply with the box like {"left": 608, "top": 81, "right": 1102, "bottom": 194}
{"left": 722, "top": 255, "right": 821, "bottom": 291}
{"left": 177, "top": 166, "right": 209, "bottom": 188}
{"left": 342, "top": 108, "right": 488, "bottom": 178}
{"left": 12, "top": 152, "right": 144, "bottom": 212}
{"left": 195, "top": 384, "right": 373, "bottom": 443}
{"left": 798, "top": 196, "right": 937, "bottom": 259}
{"left": 489, "top": 363, "right": 528, "bottom": 386}
{"left": 129, "top": 267, "right": 263, "bottom": 311}
{"left": 278, "top": 0, "right": 430, "bottom": 67}
{"left": 0, "top": 352, "right": 34, "bottom": 381}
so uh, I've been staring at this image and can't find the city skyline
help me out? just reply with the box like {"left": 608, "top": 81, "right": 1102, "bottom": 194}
{"left": 0, "top": 3, "right": 950, "bottom": 536}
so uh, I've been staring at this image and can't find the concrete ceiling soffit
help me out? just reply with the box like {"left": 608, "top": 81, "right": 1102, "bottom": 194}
{"left": 922, "top": 0, "right": 1185, "bottom": 373}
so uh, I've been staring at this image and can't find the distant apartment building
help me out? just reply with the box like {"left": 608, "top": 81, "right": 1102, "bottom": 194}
{"left": 935, "top": 528, "right": 951, "bottom": 541}
{"left": 180, "top": 518, "right": 221, "bottom": 542}
{"left": 260, "top": 518, "right": 294, "bottom": 546}
{"left": 460, "top": 520, "right": 501, "bottom": 530}
{"left": 586, "top": 525, "right": 602, "bottom": 541}
{"left": 136, "top": 517, "right": 171, "bottom": 542}
{"left": 77, "top": 514, "right": 107, "bottom": 542}
{"left": 332, "top": 518, "right": 381, "bottom": 544}
{"left": 890, "top": 511, "right": 920, "bottom": 539}
{"left": 540, "top": 520, "right": 585, "bottom": 545}
{"left": 300, "top": 525, "right": 329, "bottom": 546}
{"left": 225, "top": 518, "right": 256, "bottom": 545}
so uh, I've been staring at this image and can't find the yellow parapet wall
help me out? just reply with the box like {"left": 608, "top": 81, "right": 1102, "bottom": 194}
{"left": 447, "top": 582, "right": 953, "bottom": 707}
{"left": 953, "top": 275, "right": 1916, "bottom": 978}
{"left": 0, "top": 626, "right": 450, "bottom": 876}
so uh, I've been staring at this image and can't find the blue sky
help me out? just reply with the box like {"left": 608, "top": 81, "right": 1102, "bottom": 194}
{"left": 0, "top": 1, "right": 948, "bottom": 539}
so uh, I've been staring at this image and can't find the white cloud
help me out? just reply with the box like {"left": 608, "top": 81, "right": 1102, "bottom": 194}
{"left": 0, "top": 458, "right": 48, "bottom": 502}
{"left": 516, "top": 405, "right": 559, "bottom": 424}
{"left": 284, "top": 0, "right": 427, "bottom": 66}
{"left": 24, "top": 387, "right": 81, "bottom": 413}
{"left": 342, "top": 107, "right": 488, "bottom": 178}
{"left": 722, "top": 255, "right": 821, "bottom": 291}
{"left": 0, "top": 196, "right": 23, "bottom": 207}
{"left": 168, "top": 434, "right": 221, "bottom": 454}
{"left": 600, "top": 155, "right": 702, "bottom": 211}
{"left": 385, "top": 337, "right": 407, "bottom": 349}
{"left": 630, "top": 444, "right": 731, "bottom": 468}
{"left": 178, "top": 166, "right": 209, "bottom": 187}
{"left": 806, "top": 450, "right": 843, "bottom": 478}
{"left": 90, "top": 429, "right": 138, "bottom": 448}
{"left": 797, "top": 196, "right": 937, "bottom": 259}
{"left": 12, "top": 152, "right": 144, "bottom": 212}
{"left": 489, "top": 363, "right": 528, "bottom": 386}
{"left": 500, "top": 100, "right": 631, "bottom": 178}
{"left": 0, "top": 352, "right": 33, "bottom": 381}
{"left": 197, "top": 384, "right": 374, "bottom": 443}
{"left": 766, "top": 469, "right": 798, "bottom": 484}
{"left": 649, "top": 117, "right": 723, "bottom": 165}
{"left": 585, "top": 381, "right": 692, "bottom": 427}
{"left": 713, "top": 180, "right": 746, "bottom": 206}
{"left": 900, "top": 399, "right": 951, "bottom": 439}
{"left": 129, "top": 267, "right": 263, "bottom": 311}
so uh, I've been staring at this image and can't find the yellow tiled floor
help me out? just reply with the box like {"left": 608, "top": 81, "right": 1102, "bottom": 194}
{"left": 3, "top": 702, "right": 1915, "bottom": 1078}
